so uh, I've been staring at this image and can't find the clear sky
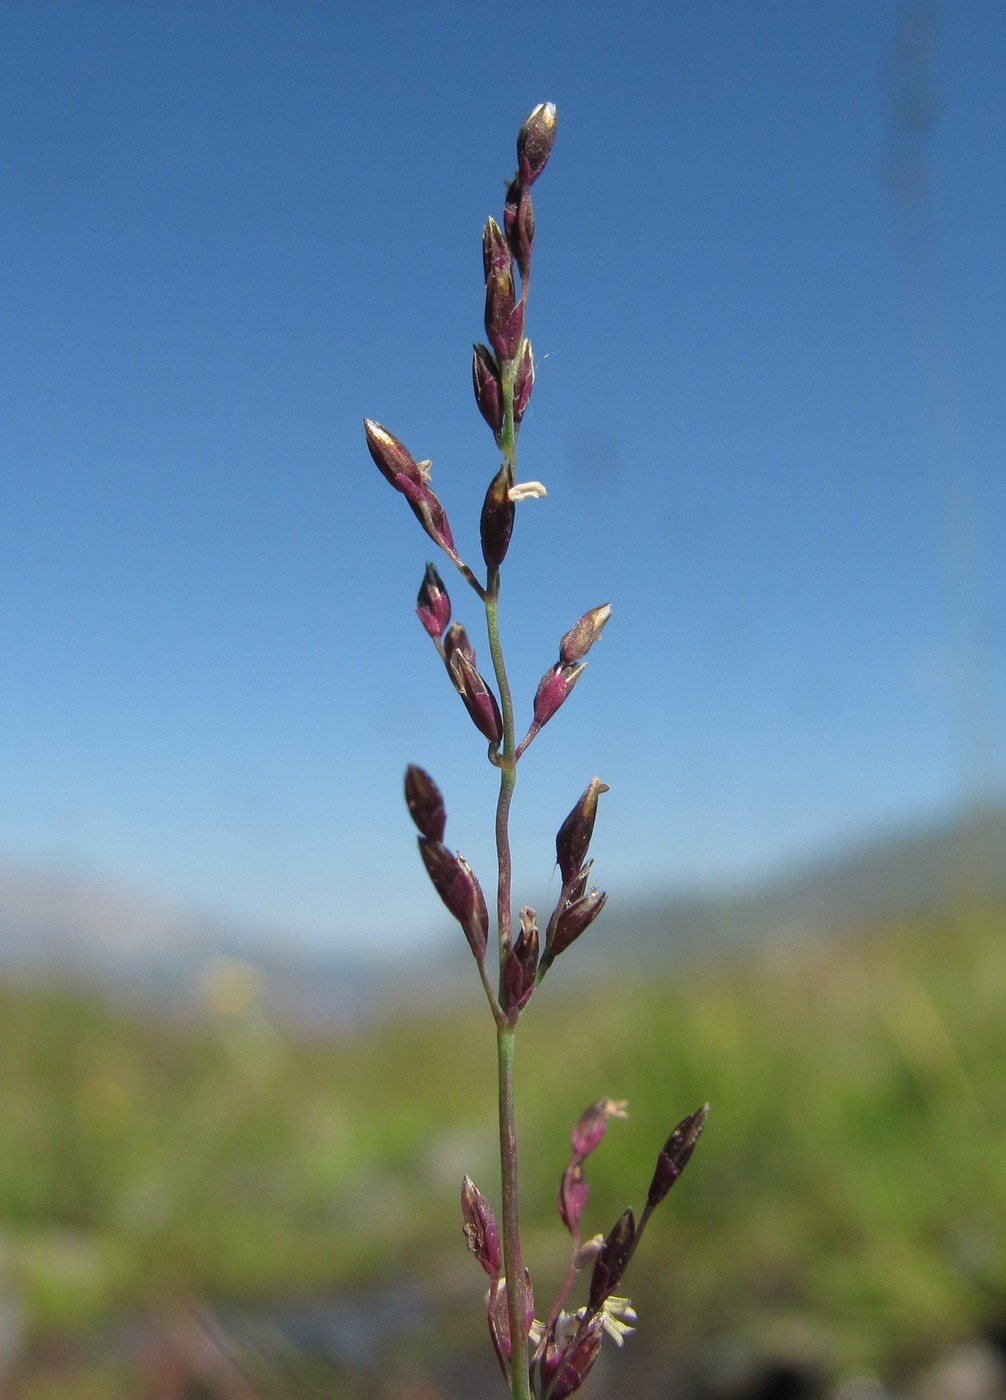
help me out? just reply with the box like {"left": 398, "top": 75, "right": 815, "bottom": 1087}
{"left": 2, "top": 2, "right": 1003, "bottom": 952}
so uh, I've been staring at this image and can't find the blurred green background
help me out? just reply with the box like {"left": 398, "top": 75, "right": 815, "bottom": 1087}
{"left": 2, "top": 891, "right": 1003, "bottom": 1398}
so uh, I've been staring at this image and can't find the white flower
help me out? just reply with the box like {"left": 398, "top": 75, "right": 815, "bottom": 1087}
{"left": 508, "top": 480, "right": 547, "bottom": 501}
{"left": 599, "top": 1296, "right": 637, "bottom": 1347}
{"left": 571, "top": 1233, "right": 605, "bottom": 1271}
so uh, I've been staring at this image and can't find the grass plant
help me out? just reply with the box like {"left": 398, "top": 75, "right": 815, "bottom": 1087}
{"left": 363, "top": 103, "right": 707, "bottom": 1399}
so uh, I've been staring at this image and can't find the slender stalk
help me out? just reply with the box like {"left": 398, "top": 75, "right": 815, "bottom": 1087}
{"left": 485, "top": 572, "right": 516, "bottom": 954}
{"left": 485, "top": 561, "right": 531, "bottom": 1397}
{"left": 486, "top": 326, "right": 531, "bottom": 1393}
{"left": 497, "top": 1022, "right": 531, "bottom": 1399}
{"left": 499, "top": 357, "right": 518, "bottom": 476}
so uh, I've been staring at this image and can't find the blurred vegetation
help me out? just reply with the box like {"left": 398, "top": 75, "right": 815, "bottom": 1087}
{"left": 1, "top": 902, "right": 1004, "bottom": 1395}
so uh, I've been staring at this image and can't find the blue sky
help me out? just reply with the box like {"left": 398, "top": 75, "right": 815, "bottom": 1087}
{"left": 2, "top": 2, "right": 1003, "bottom": 952}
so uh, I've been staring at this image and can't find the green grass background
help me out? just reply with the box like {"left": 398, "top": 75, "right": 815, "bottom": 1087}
{"left": 2, "top": 902, "right": 1004, "bottom": 1395}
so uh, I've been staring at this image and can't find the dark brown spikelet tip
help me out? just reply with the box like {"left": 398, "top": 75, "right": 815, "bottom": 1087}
{"left": 416, "top": 562, "right": 451, "bottom": 639}
{"left": 647, "top": 1104, "right": 710, "bottom": 1208}
{"left": 481, "top": 464, "right": 515, "bottom": 568}
{"left": 404, "top": 764, "right": 446, "bottom": 843}
{"left": 364, "top": 418, "right": 424, "bottom": 489}
{"left": 556, "top": 777, "right": 609, "bottom": 885}
{"left": 517, "top": 101, "right": 558, "bottom": 185}
{"left": 588, "top": 1207, "right": 635, "bottom": 1309}
{"left": 461, "top": 1175, "right": 502, "bottom": 1277}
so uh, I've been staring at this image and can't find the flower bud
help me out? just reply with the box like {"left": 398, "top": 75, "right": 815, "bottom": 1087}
{"left": 556, "top": 778, "right": 609, "bottom": 885}
{"left": 418, "top": 838, "right": 488, "bottom": 958}
{"left": 390, "top": 470, "right": 457, "bottom": 555}
{"left": 404, "top": 764, "right": 446, "bottom": 843}
{"left": 489, "top": 1283, "right": 509, "bottom": 1365}
{"left": 461, "top": 1176, "right": 502, "bottom": 1277}
{"left": 512, "top": 339, "right": 535, "bottom": 424}
{"left": 647, "top": 1104, "right": 710, "bottom": 1208}
{"left": 484, "top": 262, "right": 524, "bottom": 362}
{"left": 539, "top": 1326, "right": 565, "bottom": 1397}
{"left": 503, "top": 176, "right": 535, "bottom": 280}
{"left": 571, "top": 1234, "right": 605, "bottom": 1271}
{"left": 558, "top": 1158, "right": 588, "bottom": 1236}
{"left": 559, "top": 604, "right": 612, "bottom": 664}
{"left": 532, "top": 661, "right": 584, "bottom": 731}
{"left": 443, "top": 622, "right": 476, "bottom": 668}
{"left": 455, "top": 855, "right": 489, "bottom": 955}
{"left": 363, "top": 418, "right": 424, "bottom": 490}
{"left": 472, "top": 343, "right": 504, "bottom": 435}
{"left": 571, "top": 1097, "right": 629, "bottom": 1160}
{"left": 482, "top": 216, "right": 511, "bottom": 279}
{"left": 409, "top": 482, "right": 457, "bottom": 555}
{"left": 490, "top": 1267, "right": 535, "bottom": 1360}
{"left": 517, "top": 101, "right": 557, "bottom": 186}
{"left": 503, "top": 906, "right": 538, "bottom": 1013}
{"left": 588, "top": 1208, "right": 635, "bottom": 1310}
{"left": 449, "top": 649, "right": 503, "bottom": 744}
{"left": 481, "top": 465, "right": 515, "bottom": 569}
{"left": 363, "top": 422, "right": 457, "bottom": 555}
{"left": 416, "top": 563, "right": 451, "bottom": 639}
{"left": 550, "top": 887, "right": 606, "bottom": 959}
{"left": 549, "top": 1317, "right": 603, "bottom": 1400}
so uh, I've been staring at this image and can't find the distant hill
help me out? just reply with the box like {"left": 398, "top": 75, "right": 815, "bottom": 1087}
{"left": 0, "top": 860, "right": 227, "bottom": 988}
{"left": 1, "top": 802, "right": 1003, "bottom": 1016}
{"left": 0, "top": 860, "right": 400, "bottom": 1022}
{"left": 595, "top": 799, "right": 1006, "bottom": 965}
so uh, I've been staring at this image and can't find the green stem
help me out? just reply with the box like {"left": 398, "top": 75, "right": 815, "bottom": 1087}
{"left": 485, "top": 571, "right": 529, "bottom": 1397}
{"left": 485, "top": 571, "right": 516, "bottom": 964}
{"left": 499, "top": 357, "right": 517, "bottom": 476}
{"left": 497, "top": 1022, "right": 531, "bottom": 1399}
{"left": 486, "top": 337, "right": 532, "bottom": 1393}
